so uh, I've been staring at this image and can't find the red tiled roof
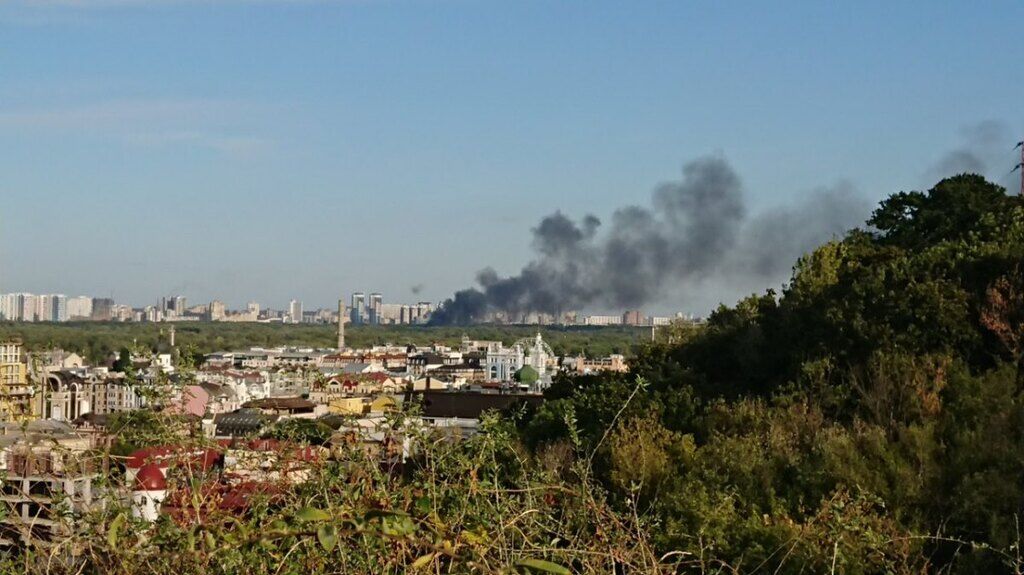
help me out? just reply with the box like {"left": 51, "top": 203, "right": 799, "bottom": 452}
{"left": 135, "top": 464, "right": 167, "bottom": 491}
{"left": 127, "top": 445, "right": 222, "bottom": 471}
{"left": 164, "top": 481, "right": 283, "bottom": 525}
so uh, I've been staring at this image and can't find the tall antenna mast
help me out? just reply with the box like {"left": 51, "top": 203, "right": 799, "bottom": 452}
{"left": 1014, "top": 141, "right": 1024, "bottom": 196}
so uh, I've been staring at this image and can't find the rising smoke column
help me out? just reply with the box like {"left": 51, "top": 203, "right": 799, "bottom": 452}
{"left": 430, "top": 155, "right": 868, "bottom": 325}
{"left": 925, "top": 121, "right": 1017, "bottom": 189}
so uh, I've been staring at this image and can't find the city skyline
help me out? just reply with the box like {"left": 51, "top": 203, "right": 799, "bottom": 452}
{"left": 2, "top": 1, "right": 1023, "bottom": 315}
{"left": 0, "top": 289, "right": 438, "bottom": 316}
{"left": 0, "top": 289, "right": 688, "bottom": 327}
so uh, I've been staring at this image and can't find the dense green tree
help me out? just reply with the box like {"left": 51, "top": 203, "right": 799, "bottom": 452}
{"left": 265, "top": 418, "right": 334, "bottom": 446}
{"left": 112, "top": 347, "right": 132, "bottom": 373}
{"left": 521, "top": 175, "right": 1024, "bottom": 573}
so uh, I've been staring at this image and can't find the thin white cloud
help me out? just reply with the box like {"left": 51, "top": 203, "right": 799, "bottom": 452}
{"left": 0, "top": 0, "right": 384, "bottom": 25}
{"left": 0, "top": 99, "right": 218, "bottom": 129}
{"left": 7, "top": 0, "right": 361, "bottom": 7}
{"left": 0, "top": 98, "right": 273, "bottom": 156}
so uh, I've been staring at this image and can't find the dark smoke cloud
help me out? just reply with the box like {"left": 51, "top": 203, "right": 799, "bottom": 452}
{"left": 732, "top": 181, "right": 869, "bottom": 278}
{"left": 410, "top": 283, "right": 424, "bottom": 296}
{"left": 926, "top": 121, "right": 1011, "bottom": 183}
{"left": 429, "top": 155, "right": 868, "bottom": 325}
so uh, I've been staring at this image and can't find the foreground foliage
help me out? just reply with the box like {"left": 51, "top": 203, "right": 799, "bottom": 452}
{"left": 2, "top": 413, "right": 669, "bottom": 575}
{"left": 522, "top": 175, "right": 1024, "bottom": 573}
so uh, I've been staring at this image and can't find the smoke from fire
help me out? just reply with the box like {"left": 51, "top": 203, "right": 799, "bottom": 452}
{"left": 429, "top": 154, "right": 871, "bottom": 325}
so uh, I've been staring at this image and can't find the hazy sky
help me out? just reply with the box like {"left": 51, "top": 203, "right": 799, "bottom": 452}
{"left": 1, "top": 0, "right": 1022, "bottom": 313}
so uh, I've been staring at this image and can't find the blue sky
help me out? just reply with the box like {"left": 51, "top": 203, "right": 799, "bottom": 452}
{"left": 1, "top": 0, "right": 1022, "bottom": 313}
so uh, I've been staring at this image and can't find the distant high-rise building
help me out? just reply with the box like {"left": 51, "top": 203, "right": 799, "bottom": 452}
{"left": 171, "top": 296, "right": 187, "bottom": 316}
{"left": 38, "top": 295, "right": 53, "bottom": 322}
{"left": 21, "top": 294, "right": 38, "bottom": 322}
{"left": 158, "top": 295, "right": 187, "bottom": 319}
{"left": 622, "top": 310, "right": 645, "bottom": 326}
{"left": 92, "top": 298, "right": 115, "bottom": 321}
{"left": 67, "top": 296, "right": 93, "bottom": 320}
{"left": 289, "top": 300, "right": 303, "bottom": 324}
{"left": 112, "top": 304, "right": 133, "bottom": 322}
{"left": 0, "top": 294, "right": 18, "bottom": 321}
{"left": 247, "top": 301, "right": 260, "bottom": 316}
{"left": 584, "top": 315, "right": 623, "bottom": 326}
{"left": 415, "top": 302, "right": 434, "bottom": 324}
{"left": 209, "top": 300, "right": 226, "bottom": 321}
{"left": 51, "top": 295, "right": 67, "bottom": 322}
{"left": 377, "top": 303, "right": 404, "bottom": 325}
{"left": 368, "top": 293, "right": 383, "bottom": 325}
{"left": 351, "top": 292, "right": 366, "bottom": 325}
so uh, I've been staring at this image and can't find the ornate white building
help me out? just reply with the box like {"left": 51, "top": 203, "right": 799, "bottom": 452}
{"left": 39, "top": 371, "right": 145, "bottom": 421}
{"left": 484, "top": 334, "right": 555, "bottom": 388}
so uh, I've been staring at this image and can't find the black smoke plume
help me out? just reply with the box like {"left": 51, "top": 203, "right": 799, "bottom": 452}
{"left": 429, "top": 155, "right": 868, "bottom": 325}
{"left": 926, "top": 121, "right": 1012, "bottom": 184}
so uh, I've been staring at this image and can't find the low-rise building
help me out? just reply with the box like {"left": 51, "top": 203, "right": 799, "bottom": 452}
{"left": 562, "top": 354, "right": 628, "bottom": 374}
{"left": 38, "top": 371, "right": 145, "bottom": 421}
{"left": 0, "top": 420, "right": 98, "bottom": 546}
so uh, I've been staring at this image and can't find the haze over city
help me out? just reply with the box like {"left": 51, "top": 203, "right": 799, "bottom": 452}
{"left": 2, "top": 1, "right": 1022, "bottom": 314}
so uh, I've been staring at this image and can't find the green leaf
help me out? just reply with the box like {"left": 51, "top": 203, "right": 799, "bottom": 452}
{"left": 107, "top": 512, "right": 126, "bottom": 549}
{"left": 515, "top": 559, "right": 571, "bottom": 574}
{"left": 365, "top": 509, "right": 410, "bottom": 520}
{"left": 409, "top": 552, "right": 436, "bottom": 569}
{"left": 414, "top": 496, "right": 432, "bottom": 515}
{"left": 316, "top": 525, "right": 338, "bottom": 552}
{"left": 381, "top": 515, "right": 417, "bottom": 537}
{"left": 295, "top": 507, "right": 332, "bottom": 522}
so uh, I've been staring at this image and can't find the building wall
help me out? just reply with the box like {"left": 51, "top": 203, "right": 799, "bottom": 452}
{"left": 67, "top": 296, "right": 93, "bottom": 320}
{"left": 0, "top": 342, "right": 32, "bottom": 421}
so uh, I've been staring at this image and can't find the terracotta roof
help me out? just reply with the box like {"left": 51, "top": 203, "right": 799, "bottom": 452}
{"left": 164, "top": 481, "right": 284, "bottom": 525}
{"left": 135, "top": 464, "right": 167, "bottom": 491}
{"left": 127, "top": 445, "right": 222, "bottom": 472}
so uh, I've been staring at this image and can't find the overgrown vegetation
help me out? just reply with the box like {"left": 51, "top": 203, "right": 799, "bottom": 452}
{"left": 523, "top": 174, "right": 1024, "bottom": 573}
{"left": 2, "top": 409, "right": 666, "bottom": 574}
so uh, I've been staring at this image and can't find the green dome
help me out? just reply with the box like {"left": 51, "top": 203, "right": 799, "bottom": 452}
{"left": 514, "top": 365, "right": 539, "bottom": 385}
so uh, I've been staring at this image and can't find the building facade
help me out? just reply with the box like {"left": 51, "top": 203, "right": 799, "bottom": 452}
{"left": 0, "top": 341, "right": 33, "bottom": 421}
{"left": 289, "top": 300, "right": 303, "bottom": 324}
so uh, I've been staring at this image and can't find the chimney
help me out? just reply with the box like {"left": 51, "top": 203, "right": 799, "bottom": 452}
{"left": 337, "top": 299, "right": 345, "bottom": 350}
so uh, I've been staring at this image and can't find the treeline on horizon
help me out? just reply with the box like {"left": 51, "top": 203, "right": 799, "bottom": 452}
{"left": 0, "top": 321, "right": 644, "bottom": 363}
